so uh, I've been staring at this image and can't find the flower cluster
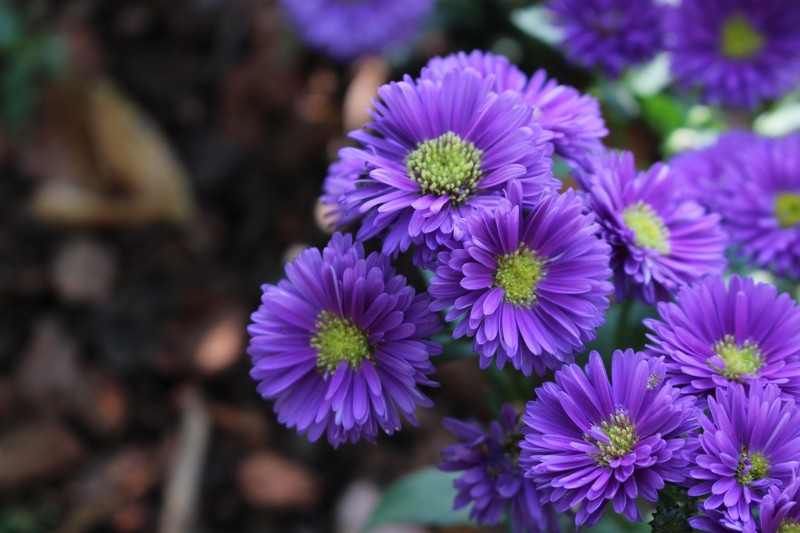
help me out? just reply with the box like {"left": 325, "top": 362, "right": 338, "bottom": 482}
{"left": 246, "top": 40, "right": 800, "bottom": 533}
{"left": 545, "top": 0, "right": 800, "bottom": 108}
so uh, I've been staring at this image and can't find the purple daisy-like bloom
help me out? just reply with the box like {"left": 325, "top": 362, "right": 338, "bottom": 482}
{"left": 717, "top": 133, "right": 800, "bottom": 279}
{"left": 758, "top": 476, "right": 800, "bottom": 533}
{"left": 665, "top": 0, "right": 800, "bottom": 109}
{"left": 578, "top": 150, "right": 728, "bottom": 305}
{"left": 519, "top": 350, "right": 700, "bottom": 527}
{"left": 320, "top": 149, "right": 369, "bottom": 228}
{"left": 645, "top": 274, "right": 800, "bottom": 402}
{"left": 247, "top": 233, "right": 442, "bottom": 447}
{"left": 341, "top": 68, "right": 557, "bottom": 267}
{"left": 439, "top": 404, "right": 562, "bottom": 533}
{"left": 691, "top": 507, "right": 753, "bottom": 533}
{"left": 546, "top": 0, "right": 666, "bottom": 77}
{"left": 669, "top": 131, "right": 763, "bottom": 210}
{"left": 421, "top": 50, "right": 607, "bottom": 170}
{"left": 279, "top": 0, "right": 433, "bottom": 63}
{"left": 689, "top": 382, "right": 800, "bottom": 524}
{"left": 428, "top": 187, "right": 613, "bottom": 376}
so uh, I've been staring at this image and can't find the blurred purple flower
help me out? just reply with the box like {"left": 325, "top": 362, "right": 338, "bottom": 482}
{"left": 717, "top": 133, "right": 800, "bottom": 279}
{"left": 666, "top": 0, "right": 800, "bottom": 108}
{"left": 546, "top": 0, "right": 666, "bottom": 76}
{"left": 279, "top": 0, "right": 433, "bottom": 62}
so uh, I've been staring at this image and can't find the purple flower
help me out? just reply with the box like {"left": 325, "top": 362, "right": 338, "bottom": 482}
{"left": 279, "top": 0, "right": 433, "bottom": 62}
{"left": 665, "top": 0, "right": 800, "bottom": 109}
{"left": 341, "top": 68, "right": 557, "bottom": 267}
{"left": 758, "top": 477, "right": 800, "bottom": 533}
{"left": 690, "top": 507, "right": 753, "bottom": 533}
{"left": 669, "top": 131, "right": 764, "bottom": 210}
{"left": 421, "top": 50, "right": 607, "bottom": 168}
{"left": 440, "top": 404, "right": 561, "bottom": 533}
{"left": 428, "top": 188, "right": 613, "bottom": 376}
{"left": 546, "top": 0, "right": 666, "bottom": 77}
{"left": 578, "top": 150, "right": 728, "bottom": 305}
{"left": 320, "top": 149, "right": 370, "bottom": 228}
{"left": 717, "top": 133, "right": 800, "bottom": 279}
{"left": 645, "top": 274, "right": 800, "bottom": 402}
{"left": 689, "top": 382, "right": 800, "bottom": 524}
{"left": 519, "top": 350, "right": 700, "bottom": 527}
{"left": 247, "top": 233, "right": 442, "bottom": 447}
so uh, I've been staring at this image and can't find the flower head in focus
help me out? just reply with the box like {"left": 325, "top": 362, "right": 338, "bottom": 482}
{"left": 578, "top": 150, "right": 728, "bottom": 304}
{"left": 247, "top": 233, "right": 441, "bottom": 447}
{"left": 519, "top": 350, "right": 700, "bottom": 527}
{"left": 429, "top": 187, "right": 612, "bottom": 376}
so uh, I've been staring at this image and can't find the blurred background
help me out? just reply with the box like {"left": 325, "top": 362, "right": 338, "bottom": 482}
{"left": 0, "top": 0, "right": 670, "bottom": 531}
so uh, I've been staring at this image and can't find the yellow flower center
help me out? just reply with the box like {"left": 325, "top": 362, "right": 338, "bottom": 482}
{"left": 720, "top": 15, "right": 764, "bottom": 59}
{"left": 711, "top": 335, "right": 764, "bottom": 381}
{"left": 494, "top": 246, "right": 546, "bottom": 307}
{"left": 776, "top": 192, "right": 800, "bottom": 228}
{"left": 622, "top": 201, "right": 670, "bottom": 254}
{"left": 736, "top": 447, "right": 770, "bottom": 486}
{"left": 590, "top": 409, "right": 638, "bottom": 466}
{"left": 406, "top": 131, "right": 484, "bottom": 204}
{"left": 311, "top": 311, "right": 372, "bottom": 373}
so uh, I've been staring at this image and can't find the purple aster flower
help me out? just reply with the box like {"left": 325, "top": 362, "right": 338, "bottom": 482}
{"left": 690, "top": 507, "right": 754, "bottom": 533}
{"left": 669, "top": 131, "right": 763, "bottom": 210}
{"left": 689, "top": 382, "right": 800, "bottom": 524}
{"left": 247, "top": 233, "right": 442, "bottom": 447}
{"left": 279, "top": 0, "right": 433, "bottom": 63}
{"left": 428, "top": 187, "right": 613, "bottom": 376}
{"left": 439, "top": 404, "right": 562, "bottom": 533}
{"left": 578, "top": 150, "right": 728, "bottom": 305}
{"left": 421, "top": 50, "right": 607, "bottom": 170}
{"left": 758, "top": 476, "right": 800, "bottom": 533}
{"left": 320, "top": 149, "right": 370, "bottom": 228}
{"left": 546, "top": 0, "right": 666, "bottom": 77}
{"left": 645, "top": 274, "right": 800, "bottom": 402}
{"left": 665, "top": 0, "right": 800, "bottom": 109}
{"left": 341, "top": 68, "right": 557, "bottom": 267}
{"left": 717, "top": 133, "right": 800, "bottom": 279}
{"left": 519, "top": 349, "right": 700, "bottom": 527}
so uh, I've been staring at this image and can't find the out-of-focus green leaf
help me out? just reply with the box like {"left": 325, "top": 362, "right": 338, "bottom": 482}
{"left": 433, "top": 334, "right": 477, "bottom": 365}
{"left": 363, "top": 467, "right": 472, "bottom": 532}
{"left": 511, "top": 6, "right": 562, "bottom": 47}
{"left": 640, "top": 93, "right": 686, "bottom": 138}
{"left": 0, "top": 4, "right": 21, "bottom": 49}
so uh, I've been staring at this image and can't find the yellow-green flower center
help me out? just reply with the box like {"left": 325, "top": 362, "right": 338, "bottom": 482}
{"left": 494, "top": 246, "right": 546, "bottom": 307}
{"left": 311, "top": 311, "right": 372, "bottom": 373}
{"left": 776, "top": 192, "right": 800, "bottom": 228}
{"left": 720, "top": 15, "right": 764, "bottom": 59}
{"left": 406, "top": 131, "right": 484, "bottom": 204}
{"left": 622, "top": 201, "right": 670, "bottom": 254}
{"left": 779, "top": 519, "right": 800, "bottom": 533}
{"left": 711, "top": 335, "right": 764, "bottom": 381}
{"left": 736, "top": 447, "right": 770, "bottom": 486}
{"left": 590, "top": 409, "right": 638, "bottom": 466}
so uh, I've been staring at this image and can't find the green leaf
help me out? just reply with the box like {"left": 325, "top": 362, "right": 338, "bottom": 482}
{"left": 623, "top": 54, "right": 672, "bottom": 97}
{"left": 640, "top": 93, "right": 686, "bottom": 139}
{"left": 511, "top": 6, "right": 563, "bottom": 47}
{"left": 363, "top": 467, "right": 472, "bottom": 532}
{"left": 0, "top": 4, "right": 21, "bottom": 49}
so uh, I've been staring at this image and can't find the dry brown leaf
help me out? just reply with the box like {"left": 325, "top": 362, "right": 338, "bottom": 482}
{"left": 30, "top": 78, "right": 195, "bottom": 227}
